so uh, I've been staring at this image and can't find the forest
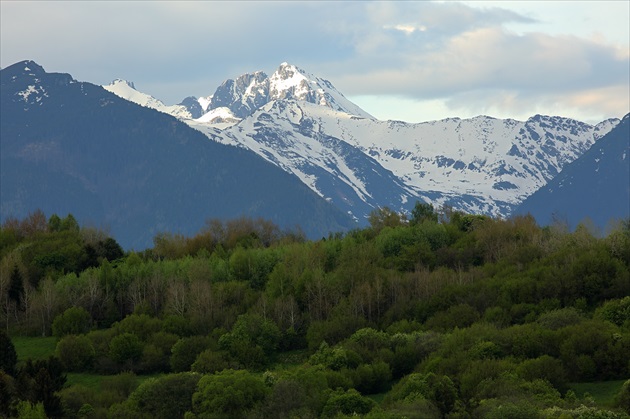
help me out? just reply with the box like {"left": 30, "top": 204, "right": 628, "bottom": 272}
{"left": 0, "top": 205, "right": 629, "bottom": 418}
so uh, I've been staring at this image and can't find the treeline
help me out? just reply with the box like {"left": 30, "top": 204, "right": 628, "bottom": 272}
{"left": 1, "top": 206, "right": 629, "bottom": 418}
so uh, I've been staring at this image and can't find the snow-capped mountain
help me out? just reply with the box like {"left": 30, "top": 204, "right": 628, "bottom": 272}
{"left": 204, "top": 62, "right": 374, "bottom": 120}
{"left": 193, "top": 100, "right": 616, "bottom": 219}
{"left": 299, "top": 112, "right": 618, "bottom": 215}
{"left": 1, "top": 60, "right": 355, "bottom": 248}
{"left": 103, "top": 63, "right": 621, "bottom": 222}
{"left": 105, "top": 63, "right": 372, "bottom": 123}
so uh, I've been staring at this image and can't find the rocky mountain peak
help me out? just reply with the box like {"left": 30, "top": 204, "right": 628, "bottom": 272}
{"left": 205, "top": 63, "right": 372, "bottom": 120}
{"left": 109, "top": 79, "right": 136, "bottom": 89}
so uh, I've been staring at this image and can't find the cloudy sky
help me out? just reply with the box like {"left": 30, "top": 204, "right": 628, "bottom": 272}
{"left": 1, "top": 1, "right": 628, "bottom": 123}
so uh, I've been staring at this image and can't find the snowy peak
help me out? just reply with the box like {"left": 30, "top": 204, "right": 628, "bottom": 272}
{"left": 1, "top": 60, "right": 74, "bottom": 107}
{"left": 269, "top": 62, "right": 373, "bottom": 119}
{"left": 206, "top": 62, "right": 373, "bottom": 120}
{"left": 110, "top": 78, "right": 136, "bottom": 89}
{"left": 98, "top": 62, "right": 372, "bottom": 122}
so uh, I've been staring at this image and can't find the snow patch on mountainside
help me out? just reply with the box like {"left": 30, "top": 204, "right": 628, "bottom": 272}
{"left": 196, "top": 107, "right": 240, "bottom": 126}
{"left": 189, "top": 99, "right": 618, "bottom": 218}
{"left": 103, "top": 79, "right": 194, "bottom": 119}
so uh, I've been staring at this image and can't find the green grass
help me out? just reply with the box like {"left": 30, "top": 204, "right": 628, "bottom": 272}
{"left": 11, "top": 336, "right": 58, "bottom": 361}
{"left": 66, "top": 372, "right": 104, "bottom": 389}
{"left": 66, "top": 372, "right": 165, "bottom": 391}
{"left": 366, "top": 392, "right": 387, "bottom": 405}
{"left": 570, "top": 379, "right": 628, "bottom": 407}
{"left": 273, "top": 349, "right": 310, "bottom": 369}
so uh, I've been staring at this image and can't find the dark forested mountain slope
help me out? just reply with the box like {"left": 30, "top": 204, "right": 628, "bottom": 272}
{"left": 0, "top": 61, "right": 355, "bottom": 249}
{"left": 514, "top": 113, "right": 630, "bottom": 230}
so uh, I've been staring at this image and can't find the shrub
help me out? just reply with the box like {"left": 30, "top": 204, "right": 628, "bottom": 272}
{"left": 191, "top": 369, "right": 268, "bottom": 417}
{"left": 52, "top": 307, "right": 92, "bottom": 337}
{"left": 170, "top": 335, "right": 213, "bottom": 373}
{"left": 616, "top": 379, "right": 630, "bottom": 414}
{"left": 108, "top": 333, "right": 143, "bottom": 368}
{"left": 55, "top": 335, "right": 95, "bottom": 371}
{"left": 322, "top": 388, "right": 376, "bottom": 418}
{"left": 125, "top": 373, "right": 201, "bottom": 419}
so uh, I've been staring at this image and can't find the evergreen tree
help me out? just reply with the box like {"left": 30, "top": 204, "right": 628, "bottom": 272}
{"left": 8, "top": 264, "right": 23, "bottom": 309}
{"left": 0, "top": 331, "right": 17, "bottom": 375}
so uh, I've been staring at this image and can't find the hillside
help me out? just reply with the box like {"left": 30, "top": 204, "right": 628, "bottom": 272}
{"left": 515, "top": 113, "right": 630, "bottom": 231}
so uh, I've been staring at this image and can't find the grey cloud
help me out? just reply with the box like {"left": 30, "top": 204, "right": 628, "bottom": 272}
{"left": 1, "top": 1, "right": 627, "bottom": 120}
{"left": 333, "top": 28, "right": 628, "bottom": 100}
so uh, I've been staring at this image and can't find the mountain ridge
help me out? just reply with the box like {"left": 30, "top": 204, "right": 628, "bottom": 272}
{"left": 1, "top": 60, "right": 356, "bottom": 249}
{"left": 514, "top": 113, "right": 630, "bottom": 230}
{"left": 102, "top": 62, "right": 621, "bottom": 223}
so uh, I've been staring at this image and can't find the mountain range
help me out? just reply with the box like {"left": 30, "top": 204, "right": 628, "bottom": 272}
{"left": 104, "top": 62, "right": 622, "bottom": 221}
{"left": 1, "top": 60, "right": 628, "bottom": 249}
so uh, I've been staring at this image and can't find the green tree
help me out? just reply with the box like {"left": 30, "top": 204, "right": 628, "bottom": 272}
{"left": 55, "top": 334, "right": 96, "bottom": 372}
{"left": 8, "top": 264, "right": 24, "bottom": 310}
{"left": 52, "top": 306, "right": 92, "bottom": 337}
{"left": 384, "top": 372, "right": 457, "bottom": 417}
{"left": 0, "top": 331, "right": 17, "bottom": 375}
{"left": 424, "top": 303, "right": 480, "bottom": 331}
{"left": 261, "top": 378, "right": 314, "bottom": 419}
{"left": 218, "top": 314, "right": 281, "bottom": 369}
{"left": 191, "top": 369, "right": 268, "bottom": 417}
{"left": 350, "top": 361, "right": 392, "bottom": 394}
{"left": 368, "top": 207, "right": 406, "bottom": 232}
{"left": 322, "top": 388, "right": 376, "bottom": 418}
{"left": 596, "top": 296, "right": 630, "bottom": 327}
{"left": 60, "top": 214, "right": 80, "bottom": 232}
{"left": 410, "top": 202, "right": 438, "bottom": 225}
{"left": 616, "top": 379, "right": 630, "bottom": 414}
{"left": 516, "top": 355, "right": 568, "bottom": 393}
{"left": 48, "top": 214, "right": 62, "bottom": 232}
{"left": 17, "top": 357, "right": 66, "bottom": 418}
{"left": 116, "top": 314, "right": 162, "bottom": 341}
{"left": 191, "top": 349, "right": 232, "bottom": 374}
{"left": 170, "top": 335, "right": 213, "bottom": 373}
{"left": 0, "top": 371, "right": 16, "bottom": 417}
{"left": 124, "top": 373, "right": 201, "bottom": 419}
{"left": 100, "top": 238, "right": 124, "bottom": 262}
{"left": 101, "top": 371, "right": 139, "bottom": 401}
{"left": 139, "top": 332, "right": 179, "bottom": 373}
{"left": 16, "top": 401, "right": 46, "bottom": 419}
{"left": 109, "top": 333, "right": 143, "bottom": 368}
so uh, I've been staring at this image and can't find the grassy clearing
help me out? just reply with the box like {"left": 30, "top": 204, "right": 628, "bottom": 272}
{"left": 66, "top": 372, "right": 104, "bottom": 389}
{"left": 273, "top": 349, "right": 310, "bottom": 369}
{"left": 66, "top": 372, "right": 164, "bottom": 390}
{"left": 11, "top": 336, "right": 57, "bottom": 361}
{"left": 366, "top": 392, "right": 387, "bottom": 405}
{"left": 570, "top": 379, "right": 628, "bottom": 407}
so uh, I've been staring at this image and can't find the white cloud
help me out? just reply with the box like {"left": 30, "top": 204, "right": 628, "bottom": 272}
{"left": 384, "top": 24, "right": 428, "bottom": 35}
